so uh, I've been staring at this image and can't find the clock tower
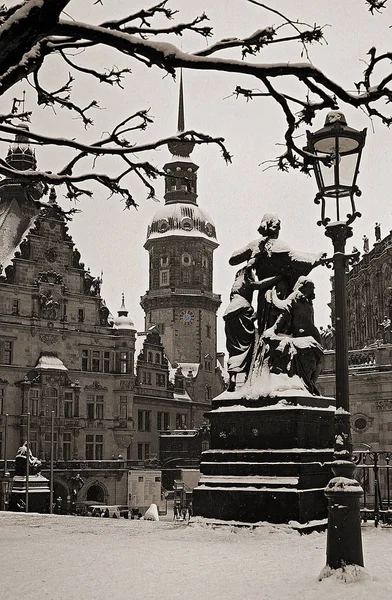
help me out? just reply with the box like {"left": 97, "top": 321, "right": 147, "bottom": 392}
{"left": 140, "top": 75, "right": 222, "bottom": 400}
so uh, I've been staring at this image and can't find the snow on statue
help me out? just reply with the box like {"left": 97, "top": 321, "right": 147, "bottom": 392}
{"left": 225, "top": 214, "right": 323, "bottom": 397}
{"left": 14, "top": 442, "right": 42, "bottom": 476}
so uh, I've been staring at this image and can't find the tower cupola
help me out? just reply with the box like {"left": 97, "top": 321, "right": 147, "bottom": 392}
{"left": 6, "top": 124, "right": 37, "bottom": 171}
{"left": 164, "top": 71, "right": 198, "bottom": 206}
{"left": 113, "top": 294, "right": 135, "bottom": 330}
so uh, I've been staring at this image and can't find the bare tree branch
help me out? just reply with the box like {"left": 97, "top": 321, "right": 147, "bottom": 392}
{"left": 0, "top": 0, "right": 389, "bottom": 203}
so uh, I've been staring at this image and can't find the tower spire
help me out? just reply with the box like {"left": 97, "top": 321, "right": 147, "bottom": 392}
{"left": 168, "top": 70, "right": 195, "bottom": 159}
{"left": 177, "top": 69, "right": 185, "bottom": 134}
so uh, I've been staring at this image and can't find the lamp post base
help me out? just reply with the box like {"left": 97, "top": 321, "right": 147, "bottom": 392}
{"left": 324, "top": 460, "right": 364, "bottom": 570}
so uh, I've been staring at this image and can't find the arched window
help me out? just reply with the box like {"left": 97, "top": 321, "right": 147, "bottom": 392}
{"left": 148, "top": 351, "right": 153, "bottom": 362}
{"left": 155, "top": 353, "right": 161, "bottom": 364}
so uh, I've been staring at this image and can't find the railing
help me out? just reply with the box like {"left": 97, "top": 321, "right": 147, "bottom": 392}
{"left": 353, "top": 449, "right": 392, "bottom": 526}
{"left": 348, "top": 349, "right": 376, "bottom": 367}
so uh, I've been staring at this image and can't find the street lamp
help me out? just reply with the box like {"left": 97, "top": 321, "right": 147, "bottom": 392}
{"left": 1, "top": 472, "right": 12, "bottom": 511}
{"left": 1, "top": 413, "right": 13, "bottom": 511}
{"left": 306, "top": 111, "right": 367, "bottom": 573}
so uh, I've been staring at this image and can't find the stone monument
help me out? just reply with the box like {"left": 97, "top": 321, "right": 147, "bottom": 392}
{"left": 193, "top": 214, "right": 335, "bottom": 527}
{"left": 9, "top": 442, "right": 50, "bottom": 513}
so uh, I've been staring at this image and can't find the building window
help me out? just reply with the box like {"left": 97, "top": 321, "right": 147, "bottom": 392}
{"left": 0, "top": 388, "right": 4, "bottom": 414}
{"left": 12, "top": 299, "right": 19, "bottom": 315}
{"left": 92, "top": 350, "right": 100, "bottom": 372}
{"left": 157, "top": 412, "right": 170, "bottom": 431}
{"left": 64, "top": 392, "right": 74, "bottom": 418}
{"left": 43, "top": 387, "right": 59, "bottom": 417}
{"left": 126, "top": 444, "right": 132, "bottom": 460}
{"left": 82, "top": 349, "right": 112, "bottom": 373}
{"left": 206, "top": 324, "right": 211, "bottom": 338}
{"left": 87, "top": 394, "right": 104, "bottom": 420}
{"left": 160, "top": 255, "right": 169, "bottom": 267}
{"left": 205, "top": 360, "right": 212, "bottom": 372}
{"left": 176, "top": 413, "right": 187, "bottom": 429}
{"left": 137, "top": 443, "right": 150, "bottom": 461}
{"left": 119, "top": 352, "right": 128, "bottom": 374}
{"left": 78, "top": 309, "right": 84, "bottom": 323}
{"left": 181, "top": 270, "right": 190, "bottom": 284}
{"left": 30, "top": 431, "right": 38, "bottom": 457}
{"left": 119, "top": 396, "right": 128, "bottom": 420}
{"left": 201, "top": 440, "right": 210, "bottom": 452}
{"left": 142, "top": 371, "right": 152, "bottom": 385}
{"left": 138, "top": 410, "right": 151, "bottom": 432}
{"left": 44, "top": 431, "right": 58, "bottom": 461}
{"left": 148, "top": 351, "right": 153, "bottom": 362}
{"left": 103, "top": 351, "right": 110, "bottom": 373}
{"left": 30, "top": 389, "right": 39, "bottom": 416}
{"left": 202, "top": 256, "right": 209, "bottom": 268}
{"left": 182, "top": 253, "right": 191, "bottom": 265}
{"left": 156, "top": 373, "right": 166, "bottom": 387}
{"left": 160, "top": 269, "right": 169, "bottom": 286}
{"left": 206, "top": 386, "right": 211, "bottom": 401}
{"left": 155, "top": 353, "right": 161, "bottom": 364}
{"left": 63, "top": 432, "right": 72, "bottom": 461}
{"left": 86, "top": 434, "right": 103, "bottom": 460}
{"left": 0, "top": 340, "right": 13, "bottom": 365}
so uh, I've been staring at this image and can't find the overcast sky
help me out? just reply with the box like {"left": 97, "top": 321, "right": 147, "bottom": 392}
{"left": 2, "top": 0, "right": 392, "bottom": 352}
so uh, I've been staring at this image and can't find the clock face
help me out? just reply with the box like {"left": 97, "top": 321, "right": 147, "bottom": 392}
{"left": 179, "top": 310, "right": 195, "bottom": 326}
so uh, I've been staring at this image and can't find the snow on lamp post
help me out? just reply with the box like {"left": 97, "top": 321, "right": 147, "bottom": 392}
{"left": 306, "top": 111, "right": 366, "bottom": 574}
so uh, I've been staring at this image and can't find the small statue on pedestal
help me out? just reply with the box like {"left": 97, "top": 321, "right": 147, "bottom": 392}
{"left": 14, "top": 442, "right": 42, "bottom": 476}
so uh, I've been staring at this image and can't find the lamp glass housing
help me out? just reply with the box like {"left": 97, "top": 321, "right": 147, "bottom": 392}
{"left": 307, "top": 114, "right": 366, "bottom": 223}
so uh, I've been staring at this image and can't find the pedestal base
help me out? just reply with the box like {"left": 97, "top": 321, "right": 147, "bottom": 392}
{"left": 193, "top": 394, "right": 335, "bottom": 525}
{"left": 9, "top": 474, "right": 51, "bottom": 513}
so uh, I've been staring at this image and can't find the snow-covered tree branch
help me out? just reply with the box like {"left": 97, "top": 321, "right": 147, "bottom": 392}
{"left": 0, "top": 0, "right": 390, "bottom": 202}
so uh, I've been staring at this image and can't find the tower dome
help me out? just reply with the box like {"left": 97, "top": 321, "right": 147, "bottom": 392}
{"left": 145, "top": 202, "right": 217, "bottom": 247}
{"left": 113, "top": 294, "right": 135, "bottom": 330}
{"left": 6, "top": 124, "right": 37, "bottom": 171}
{"left": 145, "top": 72, "right": 217, "bottom": 249}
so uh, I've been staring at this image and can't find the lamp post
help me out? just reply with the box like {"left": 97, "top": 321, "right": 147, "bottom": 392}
{"left": 306, "top": 111, "right": 367, "bottom": 571}
{"left": 1, "top": 414, "right": 13, "bottom": 511}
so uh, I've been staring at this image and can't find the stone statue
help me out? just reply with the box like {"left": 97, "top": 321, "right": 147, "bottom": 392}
{"left": 375, "top": 222, "right": 381, "bottom": 243}
{"left": 320, "top": 323, "right": 335, "bottom": 350}
{"left": 226, "top": 215, "right": 322, "bottom": 393}
{"left": 229, "top": 214, "right": 322, "bottom": 337}
{"left": 261, "top": 277, "right": 323, "bottom": 395}
{"left": 14, "top": 442, "right": 42, "bottom": 476}
{"left": 363, "top": 235, "right": 369, "bottom": 253}
{"left": 99, "top": 301, "right": 110, "bottom": 326}
{"left": 379, "top": 315, "right": 391, "bottom": 343}
{"left": 38, "top": 291, "right": 60, "bottom": 320}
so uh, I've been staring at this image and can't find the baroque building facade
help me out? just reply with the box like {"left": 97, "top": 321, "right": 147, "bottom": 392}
{"left": 0, "top": 94, "right": 224, "bottom": 510}
{"left": 319, "top": 230, "right": 392, "bottom": 451}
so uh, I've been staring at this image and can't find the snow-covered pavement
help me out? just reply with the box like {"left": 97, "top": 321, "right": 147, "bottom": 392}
{"left": 1, "top": 512, "right": 391, "bottom": 600}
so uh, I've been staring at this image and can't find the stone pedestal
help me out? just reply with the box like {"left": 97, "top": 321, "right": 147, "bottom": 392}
{"left": 193, "top": 392, "right": 335, "bottom": 525}
{"left": 9, "top": 474, "right": 51, "bottom": 513}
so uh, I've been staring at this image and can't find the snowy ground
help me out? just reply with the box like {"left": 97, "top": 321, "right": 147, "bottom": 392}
{"left": 1, "top": 512, "right": 392, "bottom": 600}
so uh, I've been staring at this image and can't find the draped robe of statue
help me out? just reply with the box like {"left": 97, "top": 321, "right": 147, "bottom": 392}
{"left": 223, "top": 267, "right": 256, "bottom": 385}
{"left": 230, "top": 236, "right": 322, "bottom": 337}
